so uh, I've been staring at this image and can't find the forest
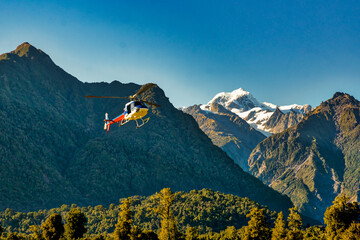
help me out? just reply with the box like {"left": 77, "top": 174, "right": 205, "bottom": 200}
{"left": 0, "top": 188, "right": 359, "bottom": 240}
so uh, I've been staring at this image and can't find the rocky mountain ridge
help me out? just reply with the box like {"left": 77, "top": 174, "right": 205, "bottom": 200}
{"left": 248, "top": 92, "right": 360, "bottom": 221}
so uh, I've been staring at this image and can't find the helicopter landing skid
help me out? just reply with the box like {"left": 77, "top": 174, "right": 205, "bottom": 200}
{"left": 119, "top": 119, "right": 130, "bottom": 127}
{"left": 135, "top": 117, "right": 150, "bottom": 129}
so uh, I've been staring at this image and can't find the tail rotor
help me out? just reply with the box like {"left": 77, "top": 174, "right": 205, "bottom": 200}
{"left": 104, "top": 113, "right": 109, "bottom": 130}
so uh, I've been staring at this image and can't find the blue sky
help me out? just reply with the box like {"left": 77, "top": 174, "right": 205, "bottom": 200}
{"left": 1, "top": 0, "right": 359, "bottom": 107}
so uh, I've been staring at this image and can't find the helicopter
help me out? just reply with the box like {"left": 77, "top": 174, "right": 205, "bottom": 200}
{"left": 85, "top": 83, "right": 161, "bottom": 132}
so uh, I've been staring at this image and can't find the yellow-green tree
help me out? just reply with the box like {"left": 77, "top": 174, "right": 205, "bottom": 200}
{"left": 114, "top": 198, "right": 133, "bottom": 240}
{"left": 324, "top": 195, "right": 360, "bottom": 240}
{"left": 64, "top": 208, "right": 87, "bottom": 240}
{"left": 339, "top": 223, "right": 360, "bottom": 240}
{"left": 152, "top": 188, "right": 179, "bottom": 240}
{"left": 92, "top": 234, "right": 106, "bottom": 240}
{"left": 271, "top": 211, "right": 287, "bottom": 240}
{"left": 242, "top": 207, "right": 270, "bottom": 240}
{"left": 222, "top": 226, "right": 240, "bottom": 240}
{"left": 185, "top": 226, "right": 199, "bottom": 240}
{"left": 5, "top": 232, "right": 24, "bottom": 240}
{"left": 29, "top": 225, "right": 42, "bottom": 240}
{"left": 286, "top": 207, "right": 303, "bottom": 240}
{"left": 41, "top": 213, "right": 64, "bottom": 240}
{"left": 303, "top": 226, "right": 325, "bottom": 240}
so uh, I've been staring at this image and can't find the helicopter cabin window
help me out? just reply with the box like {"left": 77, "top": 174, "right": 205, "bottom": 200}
{"left": 134, "top": 101, "right": 142, "bottom": 107}
{"left": 126, "top": 104, "right": 131, "bottom": 113}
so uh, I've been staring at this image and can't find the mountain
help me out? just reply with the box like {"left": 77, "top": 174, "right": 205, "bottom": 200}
{"left": 182, "top": 103, "right": 266, "bottom": 171}
{"left": 248, "top": 92, "right": 360, "bottom": 221}
{"left": 201, "top": 88, "right": 312, "bottom": 135}
{"left": 0, "top": 43, "right": 292, "bottom": 213}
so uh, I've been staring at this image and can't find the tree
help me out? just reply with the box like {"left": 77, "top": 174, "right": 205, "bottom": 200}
{"left": 222, "top": 226, "right": 240, "bottom": 240}
{"left": 0, "top": 223, "right": 4, "bottom": 236}
{"left": 324, "top": 194, "right": 360, "bottom": 240}
{"left": 185, "top": 227, "right": 198, "bottom": 240}
{"left": 64, "top": 208, "right": 87, "bottom": 240}
{"left": 242, "top": 207, "right": 270, "bottom": 240}
{"left": 303, "top": 226, "right": 325, "bottom": 240}
{"left": 92, "top": 235, "right": 106, "bottom": 240}
{"left": 340, "top": 223, "right": 360, "bottom": 240}
{"left": 152, "top": 188, "right": 179, "bottom": 240}
{"left": 286, "top": 207, "right": 303, "bottom": 240}
{"left": 41, "top": 213, "right": 64, "bottom": 240}
{"left": 271, "top": 211, "right": 287, "bottom": 240}
{"left": 29, "top": 225, "right": 43, "bottom": 240}
{"left": 130, "top": 225, "right": 143, "bottom": 240}
{"left": 6, "top": 232, "right": 24, "bottom": 240}
{"left": 142, "top": 230, "right": 159, "bottom": 240}
{"left": 114, "top": 198, "right": 133, "bottom": 240}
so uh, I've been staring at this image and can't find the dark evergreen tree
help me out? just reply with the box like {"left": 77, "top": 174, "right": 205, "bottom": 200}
{"left": 41, "top": 213, "right": 64, "bottom": 240}
{"left": 142, "top": 230, "right": 159, "bottom": 240}
{"left": 242, "top": 207, "right": 270, "bottom": 240}
{"left": 271, "top": 211, "right": 287, "bottom": 240}
{"left": 324, "top": 195, "right": 360, "bottom": 240}
{"left": 130, "top": 225, "right": 143, "bottom": 240}
{"left": 114, "top": 198, "right": 133, "bottom": 240}
{"left": 64, "top": 208, "right": 87, "bottom": 240}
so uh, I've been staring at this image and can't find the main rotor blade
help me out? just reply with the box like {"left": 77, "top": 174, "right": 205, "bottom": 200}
{"left": 131, "top": 83, "right": 157, "bottom": 99}
{"left": 85, "top": 96, "right": 130, "bottom": 99}
{"left": 140, "top": 99, "right": 161, "bottom": 107}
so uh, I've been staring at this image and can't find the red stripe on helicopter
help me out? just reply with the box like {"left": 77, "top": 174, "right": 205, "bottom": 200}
{"left": 107, "top": 113, "right": 125, "bottom": 125}
{"left": 105, "top": 113, "right": 125, "bottom": 133}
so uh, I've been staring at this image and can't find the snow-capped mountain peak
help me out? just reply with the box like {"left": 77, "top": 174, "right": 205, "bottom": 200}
{"left": 206, "top": 88, "right": 262, "bottom": 112}
{"left": 199, "top": 87, "right": 312, "bottom": 135}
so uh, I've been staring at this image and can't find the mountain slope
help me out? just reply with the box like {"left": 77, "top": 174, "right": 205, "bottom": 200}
{"left": 248, "top": 92, "right": 360, "bottom": 221}
{"left": 0, "top": 43, "right": 87, "bottom": 208}
{"left": 263, "top": 107, "right": 304, "bottom": 133}
{"left": 0, "top": 43, "right": 292, "bottom": 213}
{"left": 183, "top": 103, "right": 266, "bottom": 171}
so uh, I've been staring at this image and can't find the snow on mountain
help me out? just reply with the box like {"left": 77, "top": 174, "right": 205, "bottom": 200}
{"left": 200, "top": 88, "right": 312, "bottom": 135}
{"left": 203, "top": 88, "right": 263, "bottom": 112}
{"left": 279, "top": 104, "right": 312, "bottom": 114}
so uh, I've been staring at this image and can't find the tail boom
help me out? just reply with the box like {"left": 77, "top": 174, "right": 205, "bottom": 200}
{"left": 104, "top": 113, "right": 125, "bottom": 132}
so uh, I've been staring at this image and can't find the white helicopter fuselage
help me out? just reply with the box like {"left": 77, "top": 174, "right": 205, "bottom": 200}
{"left": 124, "top": 101, "right": 149, "bottom": 121}
{"left": 125, "top": 107, "right": 148, "bottom": 120}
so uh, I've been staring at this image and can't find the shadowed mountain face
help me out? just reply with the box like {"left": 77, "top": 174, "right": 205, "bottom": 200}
{"left": 248, "top": 92, "right": 360, "bottom": 221}
{"left": 183, "top": 103, "right": 266, "bottom": 171}
{"left": 0, "top": 43, "right": 292, "bottom": 213}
